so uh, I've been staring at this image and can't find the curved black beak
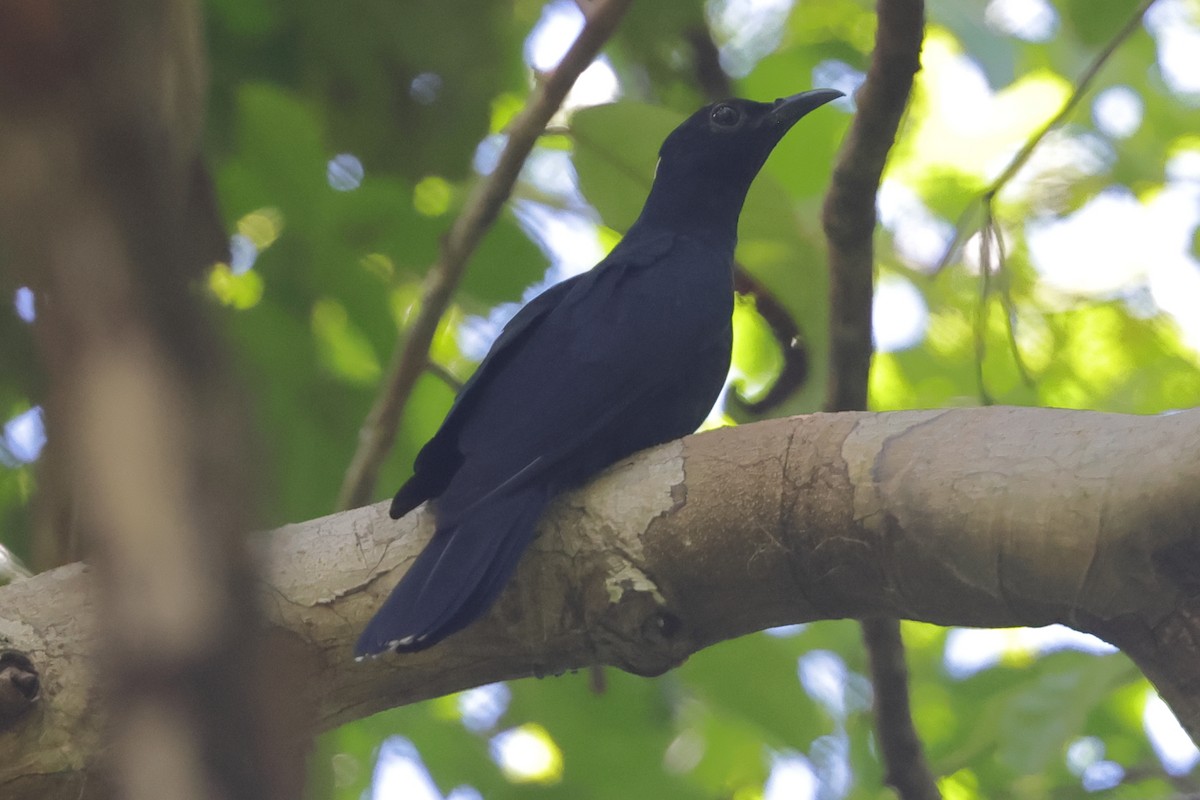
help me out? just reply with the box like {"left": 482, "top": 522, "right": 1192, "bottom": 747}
{"left": 767, "top": 88, "right": 845, "bottom": 126}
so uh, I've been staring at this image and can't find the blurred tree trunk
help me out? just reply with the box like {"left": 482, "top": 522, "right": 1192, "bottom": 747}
{"left": 0, "top": 1, "right": 304, "bottom": 798}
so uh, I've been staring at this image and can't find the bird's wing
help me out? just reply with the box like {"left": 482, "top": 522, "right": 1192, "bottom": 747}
{"left": 393, "top": 231, "right": 680, "bottom": 517}
{"left": 390, "top": 274, "right": 582, "bottom": 517}
{"left": 440, "top": 231, "right": 729, "bottom": 503}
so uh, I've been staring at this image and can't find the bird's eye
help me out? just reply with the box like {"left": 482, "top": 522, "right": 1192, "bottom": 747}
{"left": 710, "top": 104, "right": 740, "bottom": 128}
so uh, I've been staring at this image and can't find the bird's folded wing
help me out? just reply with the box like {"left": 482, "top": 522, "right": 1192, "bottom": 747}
{"left": 409, "top": 230, "right": 681, "bottom": 484}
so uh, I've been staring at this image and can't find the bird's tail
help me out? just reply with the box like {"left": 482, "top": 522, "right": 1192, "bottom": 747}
{"left": 355, "top": 485, "right": 551, "bottom": 657}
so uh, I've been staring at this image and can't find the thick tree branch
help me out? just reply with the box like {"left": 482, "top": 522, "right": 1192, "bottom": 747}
{"left": 4, "top": 407, "right": 1200, "bottom": 797}
{"left": 336, "top": 0, "right": 635, "bottom": 510}
{"left": 820, "top": 1, "right": 932, "bottom": 797}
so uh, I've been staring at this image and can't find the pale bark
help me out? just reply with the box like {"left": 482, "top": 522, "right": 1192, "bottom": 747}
{"left": 2, "top": 406, "right": 1199, "bottom": 797}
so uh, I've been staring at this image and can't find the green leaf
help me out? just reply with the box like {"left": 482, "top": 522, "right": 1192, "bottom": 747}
{"left": 571, "top": 102, "right": 683, "bottom": 231}
{"left": 996, "top": 653, "right": 1137, "bottom": 774}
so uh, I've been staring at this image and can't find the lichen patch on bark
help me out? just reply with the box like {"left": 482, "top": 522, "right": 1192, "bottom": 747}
{"left": 538, "top": 441, "right": 685, "bottom": 605}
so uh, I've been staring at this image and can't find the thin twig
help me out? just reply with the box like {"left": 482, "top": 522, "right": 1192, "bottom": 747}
{"left": 686, "top": 23, "right": 734, "bottom": 99}
{"left": 983, "top": 0, "right": 1157, "bottom": 201}
{"left": 425, "top": 360, "right": 465, "bottom": 392}
{"left": 994, "top": 225, "right": 1034, "bottom": 387}
{"left": 942, "top": 0, "right": 1154, "bottom": 397}
{"left": 336, "top": 0, "right": 635, "bottom": 510}
{"left": 821, "top": 1, "right": 941, "bottom": 799}
{"left": 862, "top": 618, "right": 942, "bottom": 800}
{"left": 974, "top": 215, "right": 1033, "bottom": 403}
{"left": 935, "top": 0, "right": 1159, "bottom": 272}
{"left": 975, "top": 205, "right": 994, "bottom": 404}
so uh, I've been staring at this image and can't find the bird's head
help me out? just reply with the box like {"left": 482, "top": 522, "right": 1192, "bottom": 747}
{"left": 640, "top": 89, "right": 843, "bottom": 242}
{"left": 658, "top": 89, "right": 843, "bottom": 191}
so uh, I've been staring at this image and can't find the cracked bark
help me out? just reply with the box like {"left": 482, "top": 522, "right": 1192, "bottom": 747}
{"left": 2, "top": 406, "right": 1199, "bottom": 797}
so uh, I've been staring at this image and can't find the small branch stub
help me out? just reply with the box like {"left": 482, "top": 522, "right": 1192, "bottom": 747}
{"left": 0, "top": 650, "right": 40, "bottom": 730}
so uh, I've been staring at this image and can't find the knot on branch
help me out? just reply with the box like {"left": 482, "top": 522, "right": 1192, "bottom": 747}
{"left": 0, "top": 650, "right": 40, "bottom": 730}
{"left": 1153, "top": 538, "right": 1200, "bottom": 595}
{"left": 589, "top": 568, "right": 692, "bottom": 678}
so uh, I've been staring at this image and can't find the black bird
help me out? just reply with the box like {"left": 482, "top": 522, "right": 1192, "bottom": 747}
{"left": 356, "top": 89, "right": 842, "bottom": 656}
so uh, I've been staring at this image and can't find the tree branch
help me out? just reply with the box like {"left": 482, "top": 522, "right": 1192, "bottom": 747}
{"left": 820, "top": 1, "right": 934, "bottom": 797}
{"left": 982, "top": 0, "right": 1156, "bottom": 203}
{"left": 861, "top": 617, "right": 941, "bottom": 800}
{"left": 5, "top": 407, "right": 1200, "bottom": 797}
{"left": 933, "top": 0, "right": 1158, "bottom": 405}
{"left": 822, "top": 0, "right": 924, "bottom": 414}
{"left": 336, "top": 0, "right": 635, "bottom": 511}
{"left": 731, "top": 268, "right": 810, "bottom": 414}
{"left": 935, "top": 0, "right": 1159, "bottom": 272}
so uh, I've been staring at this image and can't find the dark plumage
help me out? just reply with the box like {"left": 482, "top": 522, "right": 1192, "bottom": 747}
{"left": 356, "top": 89, "right": 842, "bottom": 656}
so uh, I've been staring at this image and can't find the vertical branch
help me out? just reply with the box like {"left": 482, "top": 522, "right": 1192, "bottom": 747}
{"left": 0, "top": 0, "right": 302, "bottom": 797}
{"left": 820, "top": 2, "right": 938, "bottom": 799}
{"left": 822, "top": 0, "right": 924, "bottom": 413}
{"left": 860, "top": 617, "right": 941, "bottom": 800}
{"left": 336, "top": 0, "right": 635, "bottom": 511}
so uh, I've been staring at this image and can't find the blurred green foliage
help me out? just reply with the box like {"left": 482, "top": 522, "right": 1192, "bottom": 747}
{"left": 3, "top": 0, "right": 1200, "bottom": 797}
